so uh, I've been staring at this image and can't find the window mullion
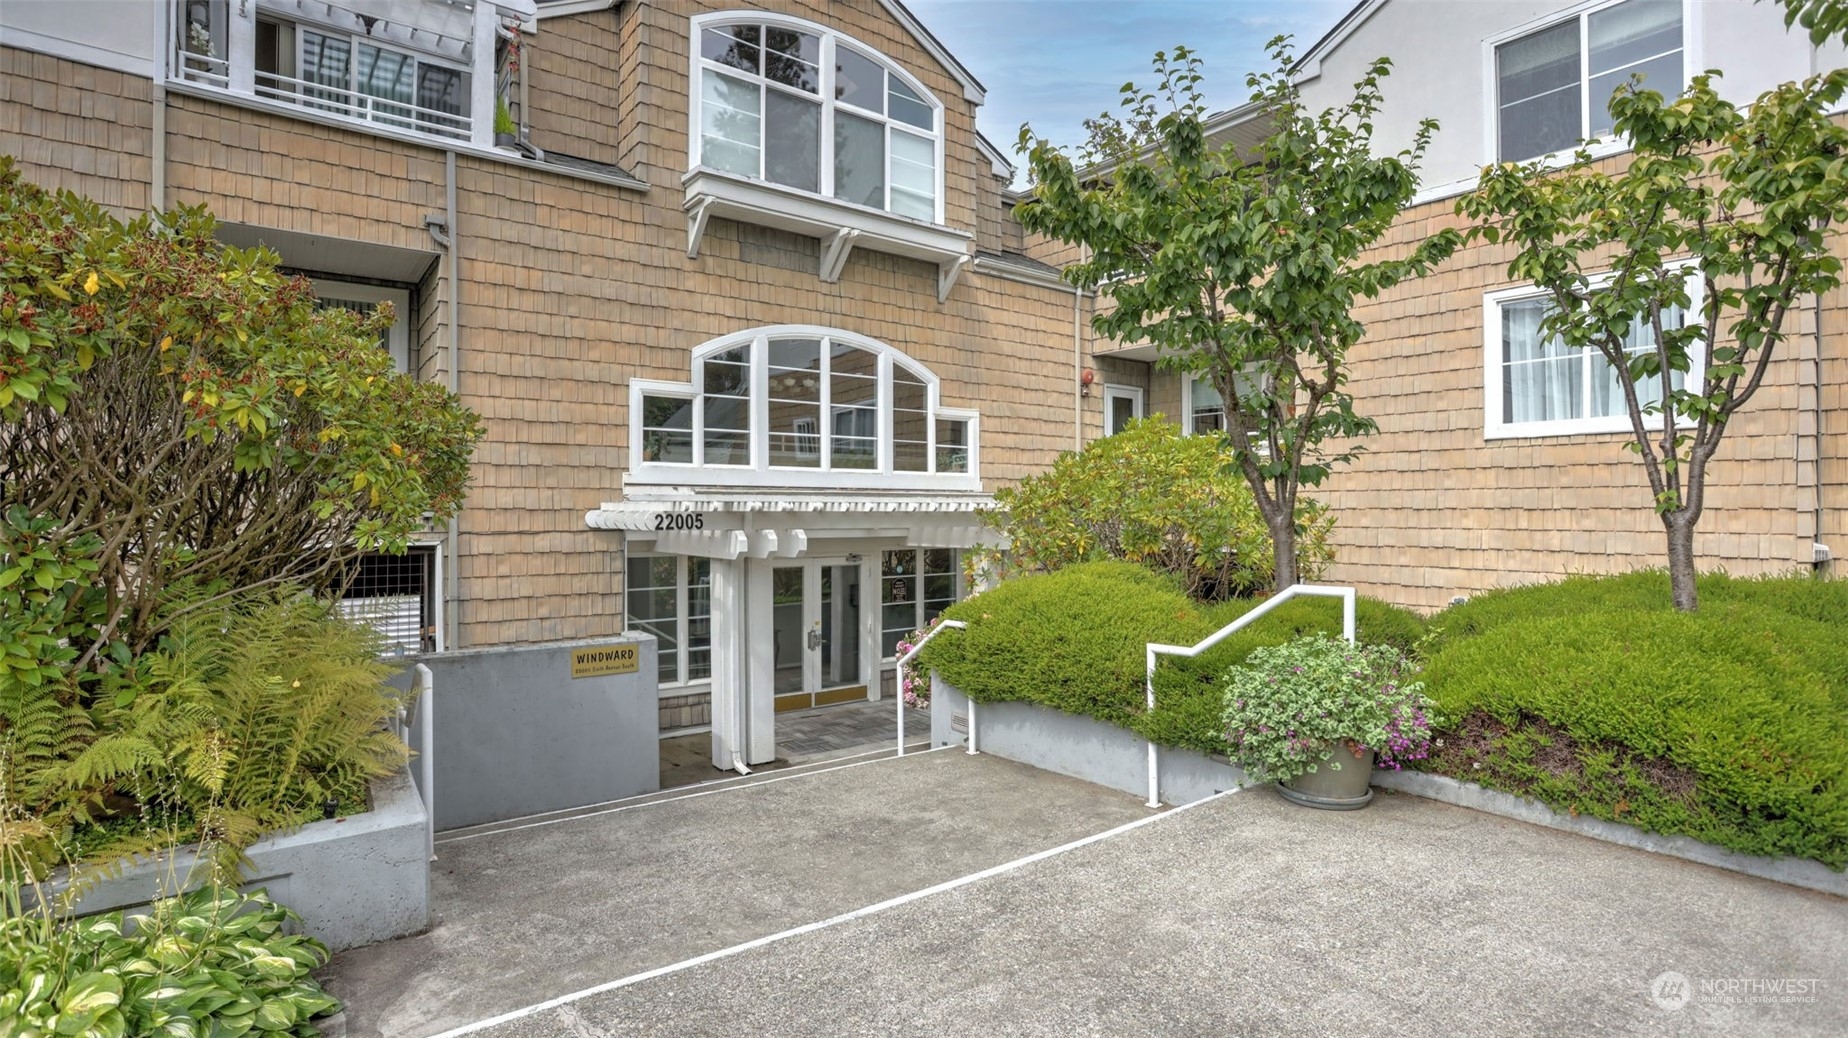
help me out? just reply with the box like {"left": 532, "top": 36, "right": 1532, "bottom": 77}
{"left": 751, "top": 334, "right": 768, "bottom": 469}
{"left": 1579, "top": 10, "right": 1592, "bottom": 142}
{"left": 676, "top": 556, "right": 689, "bottom": 685}
{"left": 820, "top": 35, "right": 837, "bottom": 199}
{"left": 877, "top": 352, "right": 893, "bottom": 473}
{"left": 757, "top": 80, "right": 768, "bottom": 180}
{"left": 820, "top": 336, "right": 834, "bottom": 470}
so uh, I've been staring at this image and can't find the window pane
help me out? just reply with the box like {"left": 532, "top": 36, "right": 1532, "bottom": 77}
{"left": 1589, "top": 51, "right": 1681, "bottom": 138}
{"left": 703, "top": 396, "right": 749, "bottom": 432}
{"left": 416, "top": 65, "right": 465, "bottom": 119}
{"left": 936, "top": 417, "right": 968, "bottom": 473}
{"left": 831, "top": 341, "right": 879, "bottom": 378}
{"left": 764, "top": 90, "right": 820, "bottom": 191}
{"left": 891, "top": 373, "right": 926, "bottom": 413}
{"left": 704, "top": 430, "right": 749, "bottom": 465}
{"left": 1589, "top": 0, "right": 1682, "bottom": 75}
{"left": 1591, "top": 305, "right": 1684, "bottom": 417}
{"left": 834, "top": 111, "right": 886, "bottom": 209}
{"left": 768, "top": 337, "right": 823, "bottom": 372}
{"left": 704, "top": 357, "right": 751, "bottom": 396}
{"left": 644, "top": 395, "right": 695, "bottom": 430}
{"left": 890, "top": 131, "right": 935, "bottom": 220}
{"left": 642, "top": 394, "right": 695, "bottom": 463}
{"left": 763, "top": 27, "right": 820, "bottom": 92}
{"left": 1498, "top": 20, "right": 1580, "bottom": 162}
{"left": 835, "top": 46, "right": 883, "bottom": 111}
{"left": 701, "top": 69, "right": 761, "bottom": 175}
{"left": 702, "top": 24, "right": 761, "bottom": 73}
{"left": 300, "top": 31, "right": 351, "bottom": 110}
{"left": 768, "top": 405, "right": 822, "bottom": 467}
{"left": 923, "top": 548, "right": 953, "bottom": 575}
{"left": 888, "top": 77, "right": 933, "bottom": 130}
{"left": 882, "top": 549, "right": 916, "bottom": 579}
{"left": 892, "top": 438, "right": 928, "bottom": 472}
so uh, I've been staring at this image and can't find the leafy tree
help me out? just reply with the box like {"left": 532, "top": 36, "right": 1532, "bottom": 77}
{"left": 1014, "top": 39, "right": 1460, "bottom": 591}
{"left": 1457, "top": 70, "right": 1848, "bottom": 611}
{"left": 0, "top": 157, "right": 482, "bottom": 667}
{"left": 986, "top": 417, "right": 1332, "bottom": 600}
{"left": 1764, "top": 0, "right": 1848, "bottom": 44}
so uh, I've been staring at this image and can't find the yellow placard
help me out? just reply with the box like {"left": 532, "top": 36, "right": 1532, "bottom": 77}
{"left": 571, "top": 643, "right": 639, "bottom": 678}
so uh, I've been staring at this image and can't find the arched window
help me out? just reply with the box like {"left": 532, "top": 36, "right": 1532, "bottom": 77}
{"left": 628, "top": 328, "right": 978, "bottom": 489}
{"left": 690, "top": 12, "right": 943, "bottom": 223}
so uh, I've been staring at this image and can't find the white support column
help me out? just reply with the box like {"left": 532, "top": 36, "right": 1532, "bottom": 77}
{"left": 743, "top": 558, "right": 777, "bottom": 765}
{"left": 469, "top": 3, "right": 499, "bottom": 149}
{"left": 226, "top": 0, "right": 257, "bottom": 94}
{"left": 708, "top": 557, "right": 746, "bottom": 770}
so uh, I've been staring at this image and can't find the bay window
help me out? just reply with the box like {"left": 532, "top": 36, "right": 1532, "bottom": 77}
{"left": 693, "top": 14, "right": 943, "bottom": 223}
{"left": 1495, "top": 0, "right": 1684, "bottom": 162}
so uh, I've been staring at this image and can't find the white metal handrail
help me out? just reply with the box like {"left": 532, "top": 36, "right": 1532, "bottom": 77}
{"left": 893, "top": 619, "right": 966, "bottom": 756}
{"left": 1142, "top": 584, "right": 1355, "bottom": 808}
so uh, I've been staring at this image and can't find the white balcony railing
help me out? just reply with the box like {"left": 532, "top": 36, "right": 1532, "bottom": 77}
{"left": 167, "top": 0, "right": 527, "bottom": 150}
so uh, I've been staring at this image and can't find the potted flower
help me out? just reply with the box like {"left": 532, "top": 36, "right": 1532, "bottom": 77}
{"left": 494, "top": 98, "right": 518, "bottom": 148}
{"left": 1221, "top": 633, "right": 1437, "bottom": 810}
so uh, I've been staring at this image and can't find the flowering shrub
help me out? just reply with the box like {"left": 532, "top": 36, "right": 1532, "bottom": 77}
{"left": 1221, "top": 634, "right": 1437, "bottom": 784}
{"left": 893, "top": 616, "right": 942, "bottom": 708}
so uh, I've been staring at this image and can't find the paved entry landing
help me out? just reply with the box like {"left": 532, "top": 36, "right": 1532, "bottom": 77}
{"left": 320, "top": 748, "right": 1146, "bottom": 1038}
{"left": 658, "top": 699, "right": 929, "bottom": 789}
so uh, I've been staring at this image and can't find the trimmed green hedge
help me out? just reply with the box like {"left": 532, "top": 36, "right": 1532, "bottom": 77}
{"left": 918, "top": 561, "right": 1425, "bottom": 756}
{"left": 920, "top": 563, "right": 1848, "bottom": 868}
{"left": 1421, "top": 584, "right": 1848, "bottom": 868}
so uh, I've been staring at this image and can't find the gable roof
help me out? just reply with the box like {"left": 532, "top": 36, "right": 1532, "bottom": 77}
{"left": 1290, "top": 0, "right": 1384, "bottom": 83}
{"left": 877, "top": 0, "right": 987, "bottom": 104}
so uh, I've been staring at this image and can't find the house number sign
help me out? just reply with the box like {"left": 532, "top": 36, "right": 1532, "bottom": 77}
{"left": 571, "top": 643, "right": 639, "bottom": 678}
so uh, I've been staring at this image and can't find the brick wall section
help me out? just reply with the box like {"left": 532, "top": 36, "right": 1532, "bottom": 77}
{"left": 523, "top": 11, "right": 624, "bottom": 164}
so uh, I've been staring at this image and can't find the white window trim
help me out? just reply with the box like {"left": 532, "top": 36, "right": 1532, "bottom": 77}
{"left": 687, "top": 10, "right": 946, "bottom": 226}
{"left": 1482, "top": 264, "right": 1704, "bottom": 440}
{"left": 625, "top": 551, "right": 714, "bottom": 695}
{"left": 877, "top": 547, "right": 963, "bottom": 662}
{"left": 1180, "top": 374, "right": 1221, "bottom": 436}
{"left": 1482, "top": 0, "right": 1701, "bottom": 168}
{"left": 310, "top": 279, "right": 411, "bottom": 373}
{"left": 1102, "top": 384, "right": 1145, "bottom": 435}
{"left": 627, "top": 325, "right": 981, "bottom": 492}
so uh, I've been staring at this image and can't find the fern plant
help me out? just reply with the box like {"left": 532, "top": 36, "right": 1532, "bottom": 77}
{"left": 74, "top": 587, "right": 411, "bottom": 879}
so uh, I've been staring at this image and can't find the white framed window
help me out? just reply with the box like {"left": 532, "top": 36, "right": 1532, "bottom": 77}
{"left": 1483, "top": 269, "right": 1703, "bottom": 439}
{"left": 879, "top": 548, "right": 960, "bottom": 659}
{"left": 1103, "top": 385, "right": 1144, "bottom": 436}
{"left": 310, "top": 279, "right": 411, "bottom": 373}
{"left": 628, "top": 326, "right": 980, "bottom": 491}
{"left": 1492, "top": 0, "right": 1685, "bottom": 163}
{"left": 690, "top": 12, "right": 944, "bottom": 224}
{"left": 1182, "top": 369, "right": 1268, "bottom": 438}
{"left": 625, "top": 553, "right": 713, "bottom": 687}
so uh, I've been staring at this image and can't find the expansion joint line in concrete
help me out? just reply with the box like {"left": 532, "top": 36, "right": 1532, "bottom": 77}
{"left": 425, "top": 785, "right": 1242, "bottom": 1038}
{"left": 435, "top": 744, "right": 954, "bottom": 844}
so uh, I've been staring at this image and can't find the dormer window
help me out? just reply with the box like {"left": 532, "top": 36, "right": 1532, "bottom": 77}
{"left": 692, "top": 14, "right": 943, "bottom": 223}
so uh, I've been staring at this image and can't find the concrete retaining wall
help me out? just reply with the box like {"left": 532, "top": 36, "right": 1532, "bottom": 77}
{"left": 54, "top": 768, "right": 429, "bottom": 953}
{"left": 929, "top": 675, "right": 1847, "bottom": 897}
{"left": 928, "top": 676, "right": 1248, "bottom": 805}
{"left": 410, "top": 633, "right": 660, "bottom": 831}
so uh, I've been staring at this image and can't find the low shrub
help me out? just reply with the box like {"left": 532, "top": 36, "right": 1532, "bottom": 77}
{"left": 5, "top": 585, "right": 409, "bottom": 880}
{"left": 918, "top": 561, "right": 1426, "bottom": 755}
{"left": 1420, "top": 600, "right": 1848, "bottom": 868}
{"left": 985, "top": 418, "right": 1334, "bottom": 599}
{"left": 0, "top": 886, "right": 340, "bottom": 1037}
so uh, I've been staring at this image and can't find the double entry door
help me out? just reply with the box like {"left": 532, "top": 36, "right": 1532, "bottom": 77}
{"left": 770, "top": 558, "right": 867, "bottom": 712}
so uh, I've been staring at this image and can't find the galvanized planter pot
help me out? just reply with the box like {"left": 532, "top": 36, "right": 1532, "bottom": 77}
{"left": 1278, "top": 744, "right": 1376, "bottom": 810}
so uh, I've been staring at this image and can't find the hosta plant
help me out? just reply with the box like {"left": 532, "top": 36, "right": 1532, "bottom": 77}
{"left": 1222, "top": 634, "right": 1437, "bottom": 784}
{"left": 0, "top": 885, "right": 339, "bottom": 1038}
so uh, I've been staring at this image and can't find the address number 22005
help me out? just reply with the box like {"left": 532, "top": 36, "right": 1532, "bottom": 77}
{"left": 654, "top": 512, "right": 706, "bottom": 531}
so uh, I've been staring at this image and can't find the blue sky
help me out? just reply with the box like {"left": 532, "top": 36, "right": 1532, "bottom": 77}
{"left": 906, "top": 0, "right": 1355, "bottom": 164}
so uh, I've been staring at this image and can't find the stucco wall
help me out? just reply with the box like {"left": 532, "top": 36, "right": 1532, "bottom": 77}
{"left": 412, "top": 634, "right": 662, "bottom": 830}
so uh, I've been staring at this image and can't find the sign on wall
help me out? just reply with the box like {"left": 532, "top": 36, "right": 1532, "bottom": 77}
{"left": 570, "top": 642, "right": 640, "bottom": 679}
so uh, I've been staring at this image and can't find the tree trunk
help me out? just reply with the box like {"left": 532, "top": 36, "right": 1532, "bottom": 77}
{"left": 1269, "top": 511, "right": 1299, "bottom": 593}
{"left": 1664, "top": 514, "right": 1699, "bottom": 612}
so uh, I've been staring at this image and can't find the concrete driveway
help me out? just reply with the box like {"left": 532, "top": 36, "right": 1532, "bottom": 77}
{"left": 325, "top": 749, "right": 1848, "bottom": 1038}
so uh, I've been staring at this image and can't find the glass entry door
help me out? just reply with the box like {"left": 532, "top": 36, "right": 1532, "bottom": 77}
{"left": 770, "top": 559, "right": 866, "bottom": 712}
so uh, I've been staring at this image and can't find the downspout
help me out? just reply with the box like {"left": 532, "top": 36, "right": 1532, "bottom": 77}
{"left": 425, "top": 151, "right": 462, "bottom": 650}
{"left": 1074, "top": 244, "right": 1086, "bottom": 451}
{"left": 1813, "top": 292, "right": 1829, "bottom": 572}
{"left": 151, "top": 2, "right": 168, "bottom": 210}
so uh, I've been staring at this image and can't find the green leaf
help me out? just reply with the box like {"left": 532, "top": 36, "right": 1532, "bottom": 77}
{"left": 56, "top": 974, "right": 121, "bottom": 1018}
